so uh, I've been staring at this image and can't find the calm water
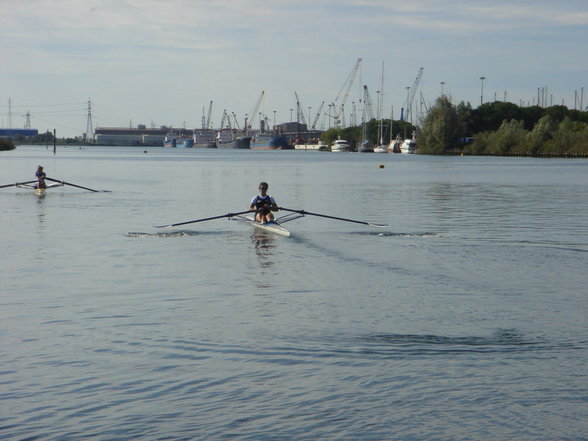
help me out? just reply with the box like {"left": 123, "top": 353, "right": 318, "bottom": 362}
{"left": 1, "top": 146, "right": 587, "bottom": 440}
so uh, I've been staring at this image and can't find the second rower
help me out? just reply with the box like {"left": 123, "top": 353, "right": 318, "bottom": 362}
{"left": 35, "top": 165, "right": 47, "bottom": 189}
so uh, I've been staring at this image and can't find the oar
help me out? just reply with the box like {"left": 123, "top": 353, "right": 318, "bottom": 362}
{"left": 0, "top": 180, "right": 38, "bottom": 189}
{"left": 278, "top": 207, "right": 387, "bottom": 227}
{"left": 155, "top": 210, "right": 253, "bottom": 228}
{"left": 46, "top": 177, "right": 103, "bottom": 192}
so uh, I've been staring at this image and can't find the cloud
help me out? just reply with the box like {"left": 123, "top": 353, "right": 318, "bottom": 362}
{"left": 1, "top": 0, "right": 586, "bottom": 135}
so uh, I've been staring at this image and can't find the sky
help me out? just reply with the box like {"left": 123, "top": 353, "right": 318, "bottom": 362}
{"left": 1, "top": 0, "right": 587, "bottom": 137}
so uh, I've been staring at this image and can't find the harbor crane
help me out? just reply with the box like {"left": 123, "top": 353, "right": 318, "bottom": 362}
{"left": 232, "top": 112, "right": 241, "bottom": 131}
{"left": 362, "top": 85, "right": 375, "bottom": 122}
{"left": 330, "top": 58, "right": 362, "bottom": 127}
{"left": 311, "top": 101, "right": 325, "bottom": 130}
{"left": 220, "top": 109, "right": 232, "bottom": 130}
{"left": 405, "top": 67, "right": 423, "bottom": 123}
{"left": 246, "top": 91, "right": 265, "bottom": 133}
{"left": 206, "top": 100, "right": 213, "bottom": 129}
{"left": 294, "top": 91, "right": 308, "bottom": 127}
{"left": 201, "top": 100, "right": 213, "bottom": 129}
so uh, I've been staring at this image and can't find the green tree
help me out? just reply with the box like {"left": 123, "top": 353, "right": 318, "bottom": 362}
{"left": 469, "top": 101, "right": 523, "bottom": 133}
{"left": 519, "top": 105, "right": 544, "bottom": 130}
{"left": 320, "top": 127, "right": 342, "bottom": 145}
{"left": 0, "top": 139, "right": 16, "bottom": 150}
{"left": 419, "top": 96, "right": 465, "bottom": 154}
{"left": 469, "top": 120, "right": 528, "bottom": 155}
{"left": 524, "top": 114, "right": 555, "bottom": 155}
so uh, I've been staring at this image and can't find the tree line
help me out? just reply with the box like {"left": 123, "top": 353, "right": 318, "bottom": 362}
{"left": 418, "top": 97, "right": 588, "bottom": 156}
{"left": 320, "top": 98, "right": 588, "bottom": 157}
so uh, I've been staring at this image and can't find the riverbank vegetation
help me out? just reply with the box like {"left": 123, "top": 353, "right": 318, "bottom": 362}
{"left": 5, "top": 131, "right": 87, "bottom": 146}
{"left": 418, "top": 97, "right": 588, "bottom": 156}
{"left": 0, "top": 139, "right": 16, "bottom": 150}
{"left": 321, "top": 96, "right": 588, "bottom": 157}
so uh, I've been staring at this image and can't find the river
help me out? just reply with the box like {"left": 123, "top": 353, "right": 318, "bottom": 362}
{"left": 1, "top": 146, "right": 587, "bottom": 440}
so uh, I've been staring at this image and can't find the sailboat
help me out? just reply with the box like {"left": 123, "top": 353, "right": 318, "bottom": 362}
{"left": 373, "top": 62, "right": 388, "bottom": 153}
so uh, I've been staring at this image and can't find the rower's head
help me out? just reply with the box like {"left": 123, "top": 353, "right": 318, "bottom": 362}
{"left": 259, "top": 182, "right": 268, "bottom": 194}
{"left": 37, "top": 165, "right": 43, "bottom": 171}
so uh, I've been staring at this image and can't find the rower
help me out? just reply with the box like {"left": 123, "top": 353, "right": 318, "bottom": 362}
{"left": 35, "top": 165, "right": 47, "bottom": 189}
{"left": 249, "top": 181, "right": 278, "bottom": 224}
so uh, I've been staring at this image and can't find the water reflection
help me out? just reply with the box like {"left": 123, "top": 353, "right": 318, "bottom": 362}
{"left": 35, "top": 192, "right": 46, "bottom": 226}
{"left": 251, "top": 230, "right": 275, "bottom": 267}
{"left": 248, "top": 230, "right": 279, "bottom": 290}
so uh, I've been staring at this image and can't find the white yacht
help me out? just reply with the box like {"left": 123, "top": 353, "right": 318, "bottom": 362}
{"left": 330, "top": 139, "right": 351, "bottom": 152}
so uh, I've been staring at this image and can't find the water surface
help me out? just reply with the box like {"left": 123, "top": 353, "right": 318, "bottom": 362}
{"left": 1, "top": 146, "right": 587, "bottom": 440}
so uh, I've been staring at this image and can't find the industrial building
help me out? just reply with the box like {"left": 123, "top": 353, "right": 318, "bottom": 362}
{"left": 94, "top": 126, "right": 191, "bottom": 146}
{"left": 0, "top": 128, "right": 39, "bottom": 139}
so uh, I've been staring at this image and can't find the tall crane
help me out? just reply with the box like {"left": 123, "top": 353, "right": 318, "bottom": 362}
{"left": 201, "top": 100, "right": 213, "bottom": 129}
{"left": 330, "top": 58, "right": 362, "bottom": 127}
{"left": 311, "top": 101, "right": 325, "bottom": 130}
{"left": 405, "top": 67, "right": 423, "bottom": 123}
{"left": 294, "top": 91, "right": 308, "bottom": 127}
{"left": 206, "top": 100, "right": 213, "bottom": 129}
{"left": 362, "top": 85, "right": 375, "bottom": 122}
{"left": 247, "top": 91, "right": 265, "bottom": 133}
{"left": 220, "top": 109, "right": 232, "bottom": 130}
{"left": 232, "top": 112, "right": 241, "bottom": 131}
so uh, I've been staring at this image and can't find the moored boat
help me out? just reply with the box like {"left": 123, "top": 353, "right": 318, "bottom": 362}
{"left": 163, "top": 132, "right": 194, "bottom": 148}
{"left": 330, "top": 139, "right": 351, "bottom": 152}
{"left": 359, "top": 140, "right": 374, "bottom": 153}
{"left": 294, "top": 142, "right": 328, "bottom": 151}
{"left": 215, "top": 129, "right": 251, "bottom": 149}
{"left": 388, "top": 135, "right": 402, "bottom": 153}
{"left": 399, "top": 137, "right": 416, "bottom": 154}
{"left": 250, "top": 134, "right": 291, "bottom": 150}
{"left": 193, "top": 129, "right": 217, "bottom": 148}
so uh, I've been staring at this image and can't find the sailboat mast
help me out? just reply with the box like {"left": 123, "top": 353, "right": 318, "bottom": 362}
{"left": 378, "top": 62, "right": 385, "bottom": 145}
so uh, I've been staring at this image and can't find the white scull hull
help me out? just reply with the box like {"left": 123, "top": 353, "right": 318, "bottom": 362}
{"left": 251, "top": 221, "right": 291, "bottom": 237}
{"left": 17, "top": 181, "right": 63, "bottom": 196}
{"left": 234, "top": 214, "right": 292, "bottom": 237}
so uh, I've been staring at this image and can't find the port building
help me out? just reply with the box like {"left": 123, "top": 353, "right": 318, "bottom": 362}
{"left": 94, "top": 125, "right": 191, "bottom": 146}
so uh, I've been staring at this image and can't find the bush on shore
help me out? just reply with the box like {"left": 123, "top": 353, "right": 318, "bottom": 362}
{"left": 0, "top": 139, "right": 16, "bottom": 151}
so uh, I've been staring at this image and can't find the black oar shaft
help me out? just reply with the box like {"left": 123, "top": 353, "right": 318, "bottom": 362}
{"left": 156, "top": 210, "right": 253, "bottom": 228}
{"left": 278, "top": 207, "right": 386, "bottom": 227}
{"left": 46, "top": 177, "right": 98, "bottom": 192}
{"left": 0, "top": 180, "right": 38, "bottom": 189}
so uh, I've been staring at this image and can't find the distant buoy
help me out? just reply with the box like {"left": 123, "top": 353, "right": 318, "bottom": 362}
{"left": 378, "top": 164, "right": 385, "bottom": 168}
{"left": 144, "top": 150, "right": 148, "bottom": 154}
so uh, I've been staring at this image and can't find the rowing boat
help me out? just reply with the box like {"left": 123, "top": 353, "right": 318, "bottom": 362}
{"left": 155, "top": 207, "right": 386, "bottom": 235}
{"left": 233, "top": 213, "right": 304, "bottom": 237}
{"left": 1, "top": 177, "right": 108, "bottom": 194}
{"left": 16, "top": 181, "right": 64, "bottom": 196}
